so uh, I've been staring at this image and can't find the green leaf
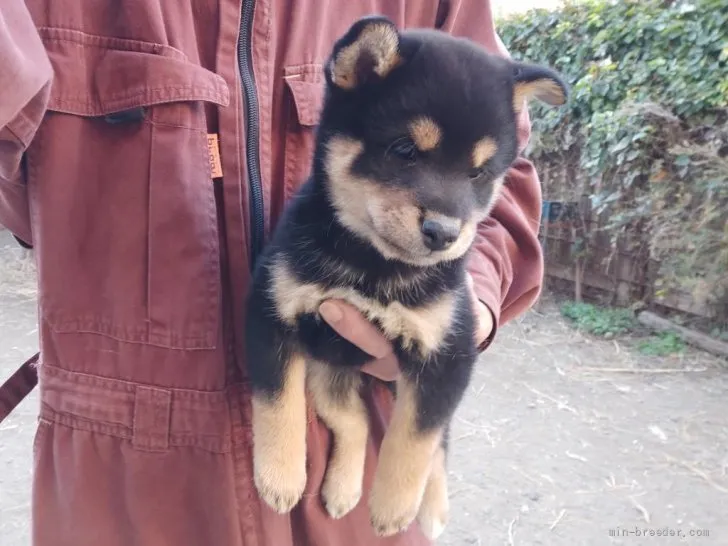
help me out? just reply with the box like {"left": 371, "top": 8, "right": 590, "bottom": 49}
{"left": 612, "top": 136, "right": 631, "bottom": 152}
{"left": 674, "top": 155, "right": 691, "bottom": 167}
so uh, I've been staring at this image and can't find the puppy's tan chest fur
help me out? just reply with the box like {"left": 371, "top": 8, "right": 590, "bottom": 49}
{"left": 270, "top": 259, "right": 456, "bottom": 356}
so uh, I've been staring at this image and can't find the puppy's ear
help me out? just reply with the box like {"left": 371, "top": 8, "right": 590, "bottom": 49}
{"left": 511, "top": 63, "right": 569, "bottom": 112}
{"left": 327, "top": 15, "right": 402, "bottom": 90}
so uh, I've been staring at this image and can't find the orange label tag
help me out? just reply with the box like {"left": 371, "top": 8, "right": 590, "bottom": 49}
{"left": 207, "top": 133, "right": 223, "bottom": 178}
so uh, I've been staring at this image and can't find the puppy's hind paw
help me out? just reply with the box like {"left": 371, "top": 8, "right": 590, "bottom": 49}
{"left": 322, "top": 480, "right": 362, "bottom": 519}
{"left": 416, "top": 502, "right": 448, "bottom": 540}
{"left": 416, "top": 461, "right": 450, "bottom": 540}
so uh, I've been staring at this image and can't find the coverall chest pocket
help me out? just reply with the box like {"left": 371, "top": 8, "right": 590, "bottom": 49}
{"left": 29, "top": 28, "right": 230, "bottom": 350}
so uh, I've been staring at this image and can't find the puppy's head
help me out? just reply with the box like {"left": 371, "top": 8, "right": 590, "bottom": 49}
{"left": 318, "top": 16, "right": 568, "bottom": 266}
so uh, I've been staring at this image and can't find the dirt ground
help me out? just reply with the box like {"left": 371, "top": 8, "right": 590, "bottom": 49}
{"left": 1, "top": 227, "right": 727, "bottom": 546}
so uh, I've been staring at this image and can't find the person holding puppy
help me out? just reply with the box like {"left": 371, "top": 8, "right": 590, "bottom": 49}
{"left": 0, "top": 1, "right": 543, "bottom": 544}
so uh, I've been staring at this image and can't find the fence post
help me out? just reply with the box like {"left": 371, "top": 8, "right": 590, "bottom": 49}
{"left": 573, "top": 195, "right": 592, "bottom": 302}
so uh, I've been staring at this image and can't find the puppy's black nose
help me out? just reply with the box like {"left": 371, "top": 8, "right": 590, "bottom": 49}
{"left": 421, "top": 219, "right": 459, "bottom": 251}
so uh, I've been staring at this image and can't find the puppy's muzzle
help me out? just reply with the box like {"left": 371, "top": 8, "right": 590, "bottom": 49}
{"left": 421, "top": 217, "right": 461, "bottom": 252}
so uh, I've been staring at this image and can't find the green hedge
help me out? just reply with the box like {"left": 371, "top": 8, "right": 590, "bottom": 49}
{"left": 498, "top": 0, "right": 728, "bottom": 318}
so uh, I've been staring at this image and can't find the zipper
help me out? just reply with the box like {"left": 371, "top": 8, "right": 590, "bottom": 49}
{"left": 238, "top": 0, "right": 265, "bottom": 268}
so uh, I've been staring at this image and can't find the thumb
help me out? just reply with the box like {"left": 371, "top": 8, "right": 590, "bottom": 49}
{"left": 318, "top": 300, "right": 393, "bottom": 359}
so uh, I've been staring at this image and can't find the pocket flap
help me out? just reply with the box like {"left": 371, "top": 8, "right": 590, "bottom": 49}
{"left": 283, "top": 64, "right": 325, "bottom": 127}
{"left": 40, "top": 27, "right": 230, "bottom": 116}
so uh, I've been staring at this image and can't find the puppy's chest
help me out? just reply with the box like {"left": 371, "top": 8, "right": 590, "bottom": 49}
{"left": 270, "top": 259, "right": 456, "bottom": 355}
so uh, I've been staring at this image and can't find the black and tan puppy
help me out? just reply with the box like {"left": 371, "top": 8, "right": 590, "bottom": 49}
{"left": 245, "top": 15, "right": 567, "bottom": 539}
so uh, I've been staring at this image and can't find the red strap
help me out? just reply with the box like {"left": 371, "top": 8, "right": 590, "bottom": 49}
{"left": 0, "top": 353, "right": 39, "bottom": 423}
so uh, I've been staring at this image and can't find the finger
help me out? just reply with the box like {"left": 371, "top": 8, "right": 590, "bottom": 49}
{"left": 360, "top": 354, "right": 401, "bottom": 382}
{"left": 465, "top": 271, "right": 477, "bottom": 299}
{"left": 319, "top": 300, "right": 393, "bottom": 359}
{"left": 466, "top": 273, "right": 493, "bottom": 345}
{"left": 474, "top": 300, "right": 494, "bottom": 345}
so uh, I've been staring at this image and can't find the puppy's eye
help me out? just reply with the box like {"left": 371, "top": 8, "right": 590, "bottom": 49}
{"left": 390, "top": 138, "right": 418, "bottom": 162}
{"left": 469, "top": 168, "right": 485, "bottom": 180}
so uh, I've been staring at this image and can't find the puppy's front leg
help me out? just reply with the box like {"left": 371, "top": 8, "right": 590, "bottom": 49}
{"left": 251, "top": 350, "right": 308, "bottom": 513}
{"left": 368, "top": 378, "right": 443, "bottom": 537}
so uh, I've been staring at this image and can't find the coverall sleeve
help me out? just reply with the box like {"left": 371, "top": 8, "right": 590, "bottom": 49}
{"left": 0, "top": 1, "right": 53, "bottom": 245}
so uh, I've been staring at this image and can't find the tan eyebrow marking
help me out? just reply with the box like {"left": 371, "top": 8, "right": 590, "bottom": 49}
{"left": 408, "top": 116, "right": 442, "bottom": 151}
{"left": 472, "top": 137, "right": 498, "bottom": 169}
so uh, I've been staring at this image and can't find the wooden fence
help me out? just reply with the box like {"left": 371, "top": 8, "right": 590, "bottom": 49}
{"left": 539, "top": 198, "right": 716, "bottom": 319}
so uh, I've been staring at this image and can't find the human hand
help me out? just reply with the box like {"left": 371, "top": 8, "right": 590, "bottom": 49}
{"left": 318, "top": 273, "right": 494, "bottom": 382}
{"left": 465, "top": 272, "right": 495, "bottom": 349}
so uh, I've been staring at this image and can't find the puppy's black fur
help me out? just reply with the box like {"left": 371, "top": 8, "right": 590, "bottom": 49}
{"left": 245, "top": 15, "right": 567, "bottom": 539}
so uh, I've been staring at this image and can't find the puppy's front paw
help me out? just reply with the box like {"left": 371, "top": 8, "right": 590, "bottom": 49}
{"left": 250, "top": 358, "right": 308, "bottom": 514}
{"left": 254, "top": 453, "right": 307, "bottom": 514}
{"left": 369, "top": 496, "right": 420, "bottom": 537}
{"left": 368, "top": 476, "right": 424, "bottom": 537}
